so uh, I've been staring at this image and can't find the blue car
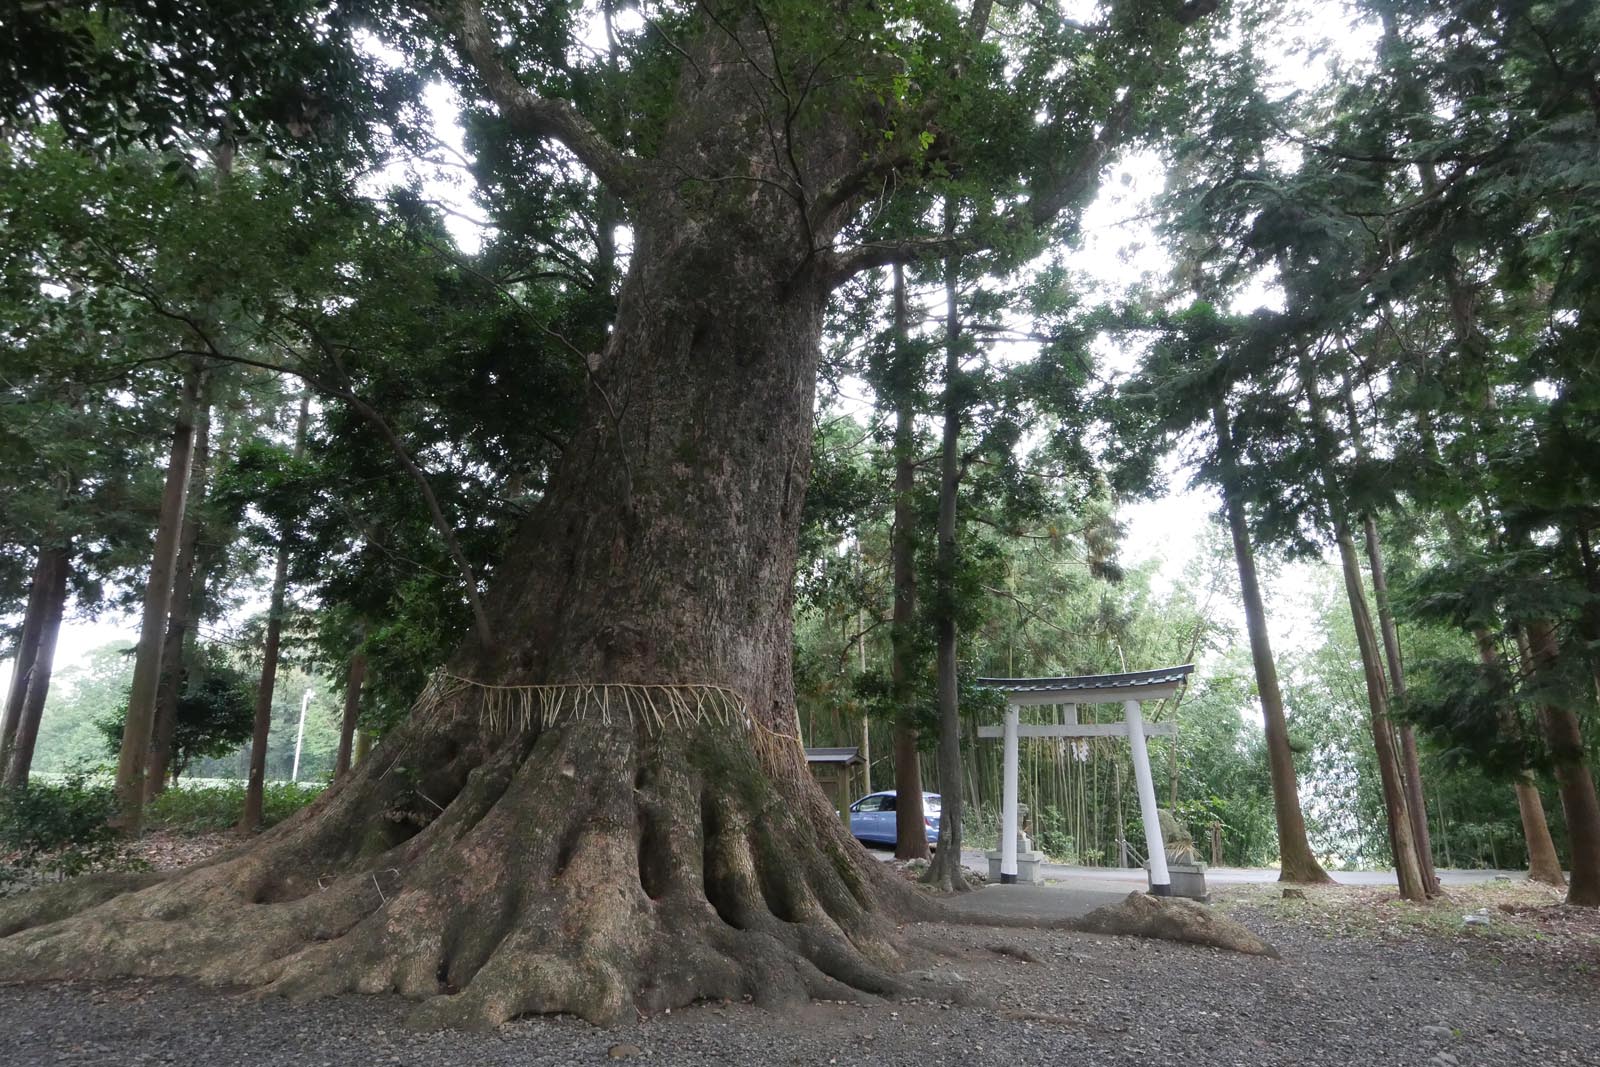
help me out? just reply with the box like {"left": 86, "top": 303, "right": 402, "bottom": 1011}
{"left": 848, "top": 790, "right": 941, "bottom": 848}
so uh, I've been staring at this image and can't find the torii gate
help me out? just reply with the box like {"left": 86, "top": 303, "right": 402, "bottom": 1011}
{"left": 977, "top": 664, "right": 1194, "bottom": 894}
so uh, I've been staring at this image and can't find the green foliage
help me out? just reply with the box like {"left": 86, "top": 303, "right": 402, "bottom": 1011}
{"left": 144, "top": 782, "right": 320, "bottom": 834}
{"left": 94, "top": 644, "right": 255, "bottom": 781}
{"left": 0, "top": 773, "right": 144, "bottom": 891}
{"left": 31, "top": 643, "right": 134, "bottom": 775}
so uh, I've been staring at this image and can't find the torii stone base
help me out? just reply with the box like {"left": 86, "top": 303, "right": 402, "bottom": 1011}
{"left": 987, "top": 832, "right": 1046, "bottom": 885}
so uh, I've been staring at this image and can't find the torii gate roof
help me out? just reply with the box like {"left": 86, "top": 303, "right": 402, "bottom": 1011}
{"left": 977, "top": 664, "right": 1194, "bottom": 706}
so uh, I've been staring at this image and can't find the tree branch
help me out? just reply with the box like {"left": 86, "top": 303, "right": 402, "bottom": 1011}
{"left": 430, "top": 0, "right": 640, "bottom": 197}
{"left": 821, "top": 0, "right": 1220, "bottom": 287}
{"left": 133, "top": 295, "right": 501, "bottom": 654}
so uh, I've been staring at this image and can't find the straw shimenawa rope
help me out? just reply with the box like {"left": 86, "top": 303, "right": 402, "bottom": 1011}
{"left": 412, "top": 671, "right": 802, "bottom": 763}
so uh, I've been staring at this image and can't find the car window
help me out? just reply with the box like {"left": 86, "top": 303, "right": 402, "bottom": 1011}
{"left": 853, "top": 796, "right": 884, "bottom": 812}
{"left": 880, "top": 795, "right": 897, "bottom": 812}
{"left": 924, "top": 795, "right": 942, "bottom": 814}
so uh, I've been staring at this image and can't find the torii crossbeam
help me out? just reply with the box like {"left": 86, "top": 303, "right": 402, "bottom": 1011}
{"left": 977, "top": 665, "right": 1195, "bottom": 892}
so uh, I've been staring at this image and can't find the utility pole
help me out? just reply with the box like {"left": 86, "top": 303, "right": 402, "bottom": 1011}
{"left": 290, "top": 690, "right": 312, "bottom": 783}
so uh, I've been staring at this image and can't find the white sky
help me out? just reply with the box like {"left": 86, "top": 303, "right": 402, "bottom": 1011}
{"left": 2, "top": 2, "right": 1381, "bottom": 694}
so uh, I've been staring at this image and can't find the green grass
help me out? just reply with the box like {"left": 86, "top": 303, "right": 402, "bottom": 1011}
{"left": 144, "top": 781, "right": 323, "bottom": 833}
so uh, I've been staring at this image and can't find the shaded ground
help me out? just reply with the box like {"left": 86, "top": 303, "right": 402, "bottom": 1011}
{"left": 941, "top": 881, "right": 1128, "bottom": 921}
{"left": 2, "top": 879, "right": 1596, "bottom": 1066}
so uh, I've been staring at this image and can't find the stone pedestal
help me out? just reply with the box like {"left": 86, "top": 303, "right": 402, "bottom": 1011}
{"left": 1145, "top": 854, "right": 1208, "bottom": 900}
{"left": 986, "top": 831, "right": 1046, "bottom": 885}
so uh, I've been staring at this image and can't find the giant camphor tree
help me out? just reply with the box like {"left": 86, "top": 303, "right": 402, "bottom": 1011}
{"left": 0, "top": 0, "right": 1219, "bottom": 1026}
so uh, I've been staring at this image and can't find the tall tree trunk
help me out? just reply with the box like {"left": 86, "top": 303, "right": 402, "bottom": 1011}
{"left": 1301, "top": 359, "right": 1426, "bottom": 900}
{"left": 1210, "top": 400, "right": 1330, "bottom": 883}
{"left": 1523, "top": 620, "right": 1600, "bottom": 906}
{"left": 241, "top": 392, "right": 310, "bottom": 833}
{"left": 2, "top": 546, "right": 69, "bottom": 788}
{"left": 887, "top": 263, "right": 929, "bottom": 862}
{"left": 925, "top": 239, "right": 969, "bottom": 893}
{"left": 1342, "top": 379, "right": 1439, "bottom": 891}
{"left": 1334, "top": 523, "right": 1428, "bottom": 901}
{"left": 0, "top": 551, "right": 55, "bottom": 773}
{"left": 1474, "top": 619, "right": 1567, "bottom": 886}
{"left": 334, "top": 643, "right": 367, "bottom": 778}
{"left": 148, "top": 396, "right": 214, "bottom": 799}
{"left": 1418, "top": 414, "right": 1565, "bottom": 884}
{"left": 1360, "top": 516, "right": 1439, "bottom": 893}
{"left": 114, "top": 367, "right": 201, "bottom": 831}
{"left": 1513, "top": 777, "right": 1566, "bottom": 885}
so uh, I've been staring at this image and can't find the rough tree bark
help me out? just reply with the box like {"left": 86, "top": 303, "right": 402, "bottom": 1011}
{"left": 887, "top": 264, "right": 929, "bottom": 862}
{"left": 2, "top": 545, "right": 69, "bottom": 788}
{"left": 241, "top": 391, "right": 310, "bottom": 833}
{"left": 148, "top": 396, "right": 214, "bottom": 798}
{"left": 0, "top": 550, "right": 55, "bottom": 773}
{"left": 1210, "top": 400, "right": 1330, "bottom": 884}
{"left": 1523, "top": 620, "right": 1600, "bottom": 906}
{"left": 1513, "top": 776, "right": 1566, "bottom": 887}
{"left": 333, "top": 641, "right": 367, "bottom": 778}
{"left": 0, "top": 0, "right": 1217, "bottom": 1025}
{"left": 114, "top": 367, "right": 201, "bottom": 830}
{"left": 924, "top": 240, "right": 970, "bottom": 893}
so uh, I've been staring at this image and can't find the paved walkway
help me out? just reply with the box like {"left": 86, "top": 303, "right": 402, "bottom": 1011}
{"left": 874, "top": 845, "right": 1533, "bottom": 922}
{"left": 949, "top": 847, "right": 1529, "bottom": 888}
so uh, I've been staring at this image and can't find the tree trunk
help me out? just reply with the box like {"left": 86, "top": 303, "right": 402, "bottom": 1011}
{"left": 353, "top": 728, "right": 372, "bottom": 766}
{"left": 1513, "top": 776, "right": 1566, "bottom": 886}
{"left": 1210, "top": 400, "right": 1330, "bottom": 884}
{"left": 925, "top": 241, "right": 969, "bottom": 893}
{"left": 114, "top": 367, "right": 201, "bottom": 831}
{"left": 1523, "top": 619, "right": 1600, "bottom": 906}
{"left": 1421, "top": 414, "right": 1565, "bottom": 886}
{"left": 1302, "top": 359, "right": 1425, "bottom": 900}
{"left": 0, "top": 14, "right": 1086, "bottom": 1024}
{"left": 1341, "top": 381, "right": 1439, "bottom": 892}
{"left": 148, "top": 396, "right": 214, "bottom": 799}
{"left": 1334, "top": 523, "right": 1428, "bottom": 901}
{"left": 1477, "top": 629, "right": 1566, "bottom": 886}
{"left": 0, "top": 106, "right": 949, "bottom": 1022}
{"left": 241, "top": 392, "right": 310, "bottom": 833}
{"left": 0, "top": 550, "right": 55, "bottom": 773}
{"left": 887, "top": 263, "right": 929, "bottom": 862}
{"left": 2, "top": 546, "right": 69, "bottom": 788}
{"left": 334, "top": 645, "right": 367, "bottom": 778}
{"left": 1359, "top": 516, "right": 1440, "bottom": 893}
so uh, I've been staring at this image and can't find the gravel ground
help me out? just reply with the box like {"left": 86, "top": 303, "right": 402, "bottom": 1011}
{"left": 2, "top": 904, "right": 1596, "bottom": 1066}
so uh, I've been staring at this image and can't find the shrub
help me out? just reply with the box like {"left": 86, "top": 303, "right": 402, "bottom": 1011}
{"left": 144, "top": 780, "right": 322, "bottom": 834}
{"left": 0, "top": 772, "right": 145, "bottom": 892}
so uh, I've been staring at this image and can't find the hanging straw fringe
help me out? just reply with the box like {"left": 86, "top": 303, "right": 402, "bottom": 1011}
{"left": 414, "top": 669, "right": 787, "bottom": 741}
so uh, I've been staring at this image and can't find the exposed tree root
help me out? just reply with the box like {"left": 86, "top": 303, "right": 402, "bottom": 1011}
{"left": 0, "top": 715, "right": 946, "bottom": 1027}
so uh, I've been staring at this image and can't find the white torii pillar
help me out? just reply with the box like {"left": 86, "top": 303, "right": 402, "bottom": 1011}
{"left": 980, "top": 666, "right": 1190, "bottom": 896}
{"left": 1000, "top": 704, "right": 1019, "bottom": 884}
{"left": 1125, "top": 698, "right": 1170, "bottom": 894}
